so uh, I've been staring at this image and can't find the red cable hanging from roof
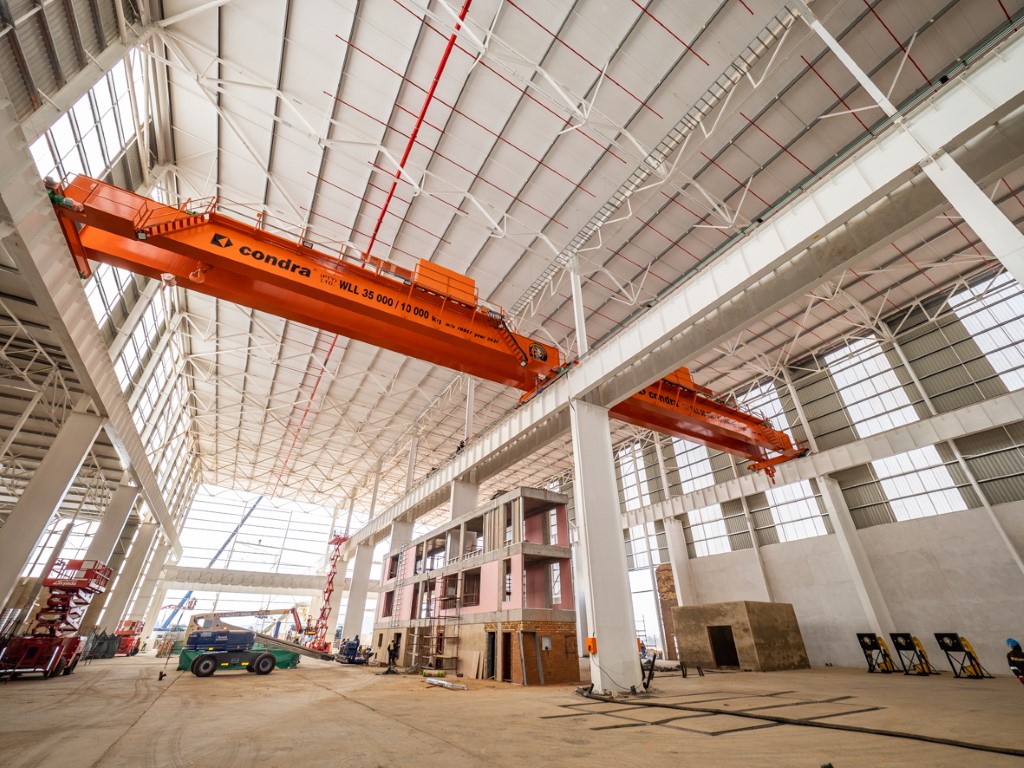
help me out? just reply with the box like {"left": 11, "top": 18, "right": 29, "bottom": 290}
{"left": 365, "top": 0, "right": 474, "bottom": 257}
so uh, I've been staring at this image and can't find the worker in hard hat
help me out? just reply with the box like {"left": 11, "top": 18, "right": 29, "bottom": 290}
{"left": 1007, "top": 638, "right": 1024, "bottom": 685}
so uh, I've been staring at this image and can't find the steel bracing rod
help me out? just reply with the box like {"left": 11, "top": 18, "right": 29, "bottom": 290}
{"left": 791, "top": 0, "right": 1024, "bottom": 286}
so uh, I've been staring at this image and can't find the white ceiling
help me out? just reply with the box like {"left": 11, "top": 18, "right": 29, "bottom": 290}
{"left": 131, "top": 0, "right": 1024, "bottom": 518}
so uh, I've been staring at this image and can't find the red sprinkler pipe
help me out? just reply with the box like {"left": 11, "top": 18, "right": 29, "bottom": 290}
{"left": 365, "top": 0, "right": 473, "bottom": 256}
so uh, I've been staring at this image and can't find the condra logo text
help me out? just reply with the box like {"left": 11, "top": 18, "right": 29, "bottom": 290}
{"left": 212, "top": 234, "right": 312, "bottom": 277}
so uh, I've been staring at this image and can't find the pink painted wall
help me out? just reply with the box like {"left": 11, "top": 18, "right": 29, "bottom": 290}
{"left": 524, "top": 563, "right": 549, "bottom": 608}
{"left": 524, "top": 510, "right": 546, "bottom": 543}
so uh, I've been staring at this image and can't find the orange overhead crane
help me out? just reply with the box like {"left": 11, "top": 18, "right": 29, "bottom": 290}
{"left": 50, "top": 176, "right": 805, "bottom": 479}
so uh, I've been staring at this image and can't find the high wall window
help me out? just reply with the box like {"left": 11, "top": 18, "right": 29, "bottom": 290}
{"left": 686, "top": 505, "right": 731, "bottom": 556}
{"left": 29, "top": 52, "right": 144, "bottom": 181}
{"left": 738, "top": 381, "right": 827, "bottom": 542}
{"left": 616, "top": 442, "right": 651, "bottom": 511}
{"left": 178, "top": 486, "right": 336, "bottom": 575}
{"left": 826, "top": 336, "right": 966, "bottom": 520}
{"left": 671, "top": 439, "right": 716, "bottom": 494}
{"left": 550, "top": 562, "right": 561, "bottom": 604}
{"left": 950, "top": 271, "right": 1024, "bottom": 391}
{"left": 624, "top": 521, "right": 667, "bottom": 570}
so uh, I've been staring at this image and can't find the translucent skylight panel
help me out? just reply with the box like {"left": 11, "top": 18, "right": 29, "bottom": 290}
{"left": 951, "top": 272, "right": 1024, "bottom": 391}
{"left": 687, "top": 504, "right": 730, "bottom": 557}
{"left": 826, "top": 336, "right": 966, "bottom": 521}
{"left": 671, "top": 438, "right": 715, "bottom": 494}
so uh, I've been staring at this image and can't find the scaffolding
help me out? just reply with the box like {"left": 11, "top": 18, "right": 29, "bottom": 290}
{"left": 414, "top": 572, "right": 462, "bottom": 672}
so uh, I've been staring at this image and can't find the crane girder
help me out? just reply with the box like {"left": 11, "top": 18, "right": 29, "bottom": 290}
{"left": 52, "top": 176, "right": 804, "bottom": 478}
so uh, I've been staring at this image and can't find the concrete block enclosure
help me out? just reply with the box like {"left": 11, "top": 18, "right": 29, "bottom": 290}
{"left": 672, "top": 600, "right": 810, "bottom": 671}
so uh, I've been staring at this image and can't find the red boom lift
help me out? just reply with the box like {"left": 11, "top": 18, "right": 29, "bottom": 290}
{"left": 48, "top": 176, "right": 805, "bottom": 478}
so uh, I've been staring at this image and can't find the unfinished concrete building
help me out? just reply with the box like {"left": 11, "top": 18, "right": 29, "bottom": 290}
{"left": 373, "top": 487, "right": 576, "bottom": 684}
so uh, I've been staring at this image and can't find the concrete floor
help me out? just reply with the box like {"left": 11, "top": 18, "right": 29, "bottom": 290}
{"left": 0, "top": 655, "right": 1021, "bottom": 767}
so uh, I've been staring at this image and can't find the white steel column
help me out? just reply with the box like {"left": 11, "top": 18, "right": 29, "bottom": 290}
{"left": 449, "top": 480, "right": 479, "bottom": 521}
{"left": 797, "top": 2, "right": 1024, "bottom": 286}
{"left": 569, "top": 258, "right": 589, "bottom": 355}
{"left": 405, "top": 438, "right": 418, "bottom": 493}
{"left": 570, "top": 399, "right": 641, "bottom": 693}
{"left": 341, "top": 543, "right": 374, "bottom": 641}
{"left": 0, "top": 411, "right": 105, "bottom": 609}
{"left": 464, "top": 375, "right": 475, "bottom": 440}
{"left": 662, "top": 518, "right": 698, "bottom": 605}
{"left": 97, "top": 522, "right": 158, "bottom": 631}
{"left": 127, "top": 539, "right": 170, "bottom": 623}
{"left": 369, "top": 464, "right": 382, "bottom": 517}
{"left": 80, "top": 484, "right": 139, "bottom": 629}
{"left": 85, "top": 484, "right": 139, "bottom": 562}
{"left": 818, "top": 476, "right": 895, "bottom": 636}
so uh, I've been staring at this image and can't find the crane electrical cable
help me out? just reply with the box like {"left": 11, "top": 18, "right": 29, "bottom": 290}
{"left": 50, "top": 176, "right": 806, "bottom": 478}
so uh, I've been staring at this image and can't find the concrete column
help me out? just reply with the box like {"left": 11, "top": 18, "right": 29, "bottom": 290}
{"left": 83, "top": 501, "right": 142, "bottom": 632}
{"left": 662, "top": 517, "right": 698, "bottom": 605}
{"left": 818, "top": 476, "right": 895, "bottom": 636}
{"left": 98, "top": 522, "right": 158, "bottom": 630}
{"left": 129, "top": 540, "right": 170, "bottom": 624}
{"left": 85, "top": 484, "right": 139, "bottom": 562}
{"left": 449, "top": 479, "right": 479, "bottom": 521}
{"left": 341, "top": 543, "right": 374, "bottom": 641}
{"left": 652, "top": 435, "right": 698, "bottom": 607}
{"left": 391, "top": 520, "right": 414, "bottom": 551}
{"left": 0, "top": 411, "right": 106, "bottom": 609}
{"left": 570, "top": 399, "right": 641, "bottom": 693}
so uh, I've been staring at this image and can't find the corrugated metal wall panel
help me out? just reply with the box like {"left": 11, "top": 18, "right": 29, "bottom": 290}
{"left": 833, "top": 465, "right": 895, "bottom": 529}
{"left": 979, "top": 475, "right": 1024, "bottom": 505}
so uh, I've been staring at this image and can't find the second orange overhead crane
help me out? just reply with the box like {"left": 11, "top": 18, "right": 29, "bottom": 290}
{"left": 50, "top": 176, "right": 805, "bottom": 479}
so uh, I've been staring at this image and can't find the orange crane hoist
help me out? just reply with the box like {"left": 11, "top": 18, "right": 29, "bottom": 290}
{"left": 50, "top": 176, "right": 805, "bottom": 478}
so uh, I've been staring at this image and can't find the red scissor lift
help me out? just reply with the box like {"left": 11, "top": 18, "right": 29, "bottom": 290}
{"left": 0, "top": 559, "right": 112, "bottom": 679}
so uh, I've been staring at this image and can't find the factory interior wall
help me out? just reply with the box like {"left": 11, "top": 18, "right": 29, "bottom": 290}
{"left": 683, "top": 501, "right": 1024, "bottom": 671}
